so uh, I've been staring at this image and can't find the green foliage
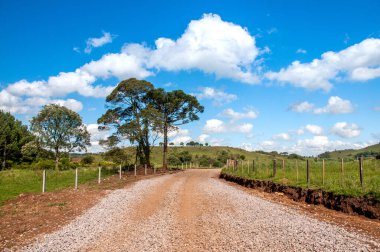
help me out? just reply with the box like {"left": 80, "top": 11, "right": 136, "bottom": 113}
{"left": 102, "top": 147, "right": 130, "bottom": 164}
{"left": 98, "top": 78, "right": 158, "bottom": 166}
{"left": 31, "top": 104, "right": 90, "bottom": 170}
{"left": 32, "top": 160, "right": 55, "bottom": 170}
{"left": 0, "top": 110, "right": 33, "bottom": 169}
{"left": 168, "top": 155, "right": 181, "bottom": 166}
{"left": 81, "top": 155, "right": 95, "bottom": 165}
{"left": 223, "top": 158, "right": 380, "bottom": 199}
{"left": 147, "top": 88, "right": 204, "bottom": 168}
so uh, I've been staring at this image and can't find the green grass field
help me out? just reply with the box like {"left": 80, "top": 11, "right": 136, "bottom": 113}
{"left": 222, "top": 158, "right": 380, "bottom": 199}
{"left": 0, "top": 167, "right": 117, "bottom": 205}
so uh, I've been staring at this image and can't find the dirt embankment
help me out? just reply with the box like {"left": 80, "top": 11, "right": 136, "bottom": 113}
{"left": 220, "top": 172, "right": 380, "bottom": 219}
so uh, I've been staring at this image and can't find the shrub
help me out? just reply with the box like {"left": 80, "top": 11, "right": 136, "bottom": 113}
{"left": 81, "top": 155, "right": 95, "bottom": 165}
{"left": 33, "top": 160, "right": 55, "bottom": 170}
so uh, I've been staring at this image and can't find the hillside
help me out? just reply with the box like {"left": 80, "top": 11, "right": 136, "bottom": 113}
{"left": 91, "top": 146, "right": 294, "bottom": 168}
{"left": 318, "top": 143, "right": 380, "bottom": 160}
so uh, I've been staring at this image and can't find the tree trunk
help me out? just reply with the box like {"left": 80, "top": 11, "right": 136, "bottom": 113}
{"left": 162, "top": 122, "right": 168, "bottom": 170}
{"left": 55, "top": 147, "right": 59, "bottom": 171}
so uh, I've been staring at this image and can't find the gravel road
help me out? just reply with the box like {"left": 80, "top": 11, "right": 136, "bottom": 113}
{"left": 20, "top": 169, "right": 380, "bottom": 252}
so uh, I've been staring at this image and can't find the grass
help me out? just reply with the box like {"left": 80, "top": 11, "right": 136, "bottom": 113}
{"left": 0, "top": 167, "right": 117, "bottom": 205}
{"left": 222, "top": 158, "right": 380, "bottom": 199}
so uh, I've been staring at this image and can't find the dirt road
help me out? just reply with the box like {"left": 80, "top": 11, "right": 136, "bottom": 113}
{"left": 22, "top": 169, "right": 380, "bottom": 251}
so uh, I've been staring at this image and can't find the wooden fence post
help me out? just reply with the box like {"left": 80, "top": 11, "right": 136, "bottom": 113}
{"left": 247, "top": 160, "right": 249, "bottom": 174}
{"left": 119, "top": 164, "right": 122, "bottom": 180}
{"left": 282, "top": 159, "right": 285, "bottom": 179}
{"left": 144, "top": 164, "right": 147, "bottom": 175}
{"left": 296, "top": 160, "right": 299, "bottom": 183}
{"left": 98, "top": 167, "right": 101, "bottom": 184}
{"left": 273, "top": 159, "right": 276, "bottom": 177}
{"left": 252, "top": 160, "right": 255, "bottom": 174}
{"left": 42, "top": 169, "right": 46, "bottom": 193}
{"left": 75, "top": 168, "right": 78, "bottom": 190}
{"left": 359, "top": 156, "right": 363, "bottom": 188}
{"left": 134, "top": 164, "right": 137, "bottom": 178}
{"left": 307, "top": 160, "right": 310, "bottom": 187}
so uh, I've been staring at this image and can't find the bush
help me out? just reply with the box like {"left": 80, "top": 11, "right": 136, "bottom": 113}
{"left": 168, "top": 155, "right": 181, "bottom": 166}
{"left": 177, "top": 151, "right": 192, "bottom": 163}
{"left": 81, "top": 155, "right": 95, "bottom": 165}
{"left": 98, "top": 160, "right": 116, "bottom": 168}
{"left": 33, "top": 159, "right": 55, "bottom": 170}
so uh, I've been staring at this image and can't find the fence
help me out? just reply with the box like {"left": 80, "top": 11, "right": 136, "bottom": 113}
{"left": 224, "top": 158, "right": 380, "bottom": 198}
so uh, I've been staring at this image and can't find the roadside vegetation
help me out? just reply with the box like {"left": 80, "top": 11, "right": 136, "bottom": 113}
{"left": 222, "top": 156, "right": 380, "bottom": 199}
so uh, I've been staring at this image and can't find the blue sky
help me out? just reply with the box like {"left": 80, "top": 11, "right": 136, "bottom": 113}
{"left": 1, "top": 0, "right": 379, "bottom": 155}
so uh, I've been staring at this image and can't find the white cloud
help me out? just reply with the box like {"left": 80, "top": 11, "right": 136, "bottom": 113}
{"left": 313, "top": 96, "right": 354, "bottom": 114}
{"left": 4, "top": 14, "right": 264, "bottom": 115}
{"left": 167, "top": 128, "right": 192, "bottom": 145}
{"left": 290, "top": 101, "right": 315, "bottom": 113}
{"left": 203, "top": 119, "right": 225, "bottom": 133}
{"left": 331, "top": 122, "right": 361, "bottom": 138}
{"left": 296, "top": 48, "right": 307, "bottom": 54}
{"left": 0, "top": 89, "right": 83, "bottom": 114}
{"left": 86, "top": 124, "right": 111, "bottom": 152}
{"left": 305, "top": 124, "right": 323, "bottom": 135}
{"left": 273, "top": 133, "right": 291, "bottom": 141}
{"left": 291, "top": 96, "right": 353, "bottom": 114}
{"left": 81, "top": 52, "right": 153, "bottom": 80}
{"left": 147, "top": 13, "right": 260, "bottom": 84}
{"left": 266, "top": 38, "right": 380, "bottom": 91}
{"left": 85, "top": 31, "right": 114, "bottom": 54}
{"left": 73, "top": 47, "right": 81, "bottom": 53}
{"left": 203, "top": 119, "right": 253, "bottom": 134}
{"left": 195, "top": 87, "right": 237, "bottom": 106}
{"left": 267, "top": 27, "right": 278, "bottom": 35}
{"left": 198, "top": 134, "right": 210, "bottom": 143}
{"left": 221, "top": 108, "right": 258, "bottom": 121}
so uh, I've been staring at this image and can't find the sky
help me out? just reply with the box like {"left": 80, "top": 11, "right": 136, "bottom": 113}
{"left": 0, "top": 0, "right": 379, "bottom": 155}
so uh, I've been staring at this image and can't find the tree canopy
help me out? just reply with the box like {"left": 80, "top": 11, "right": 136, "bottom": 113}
{"left": 0, "top": 110, "right": 32, "bottom": 169}
{"left": 147, "top": 88, "right": 204, "bottom": 169}
{"left": 98, "top": 78, "right": 160, "bottom": 166}
{"left": 30, "top": 104, "right": 90, "bottom": 170}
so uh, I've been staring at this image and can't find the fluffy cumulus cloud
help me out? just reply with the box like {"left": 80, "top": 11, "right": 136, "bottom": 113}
{"left": 254, "top": 136, "right": 368, "bottom": 156}
{"left": 198, "top": 134, "right": 210, "bottom": 143}
{"left": 266, "top": 38, "right": 380, "bottom": 91}
{"left": 167, "top": 128, "right": 192, "bottom": 144}
{"left": 290, "top": 96, "right": 353, "bottom": 114}
{"left": 304, "top": 124, "right": 323, "bottom": 135}
{"left": 203, "top": 119, "right": 253, "bottom": 134}
{"left": 146, "top": 13, "right": 260, "bottom": 84}
{"left": 331, "top": 122, "right": 361, "bottom": 138}
{"left": 86, "top": 124, "right": 111, "bottom": 152}
{"left": 0, "top": 89, "right": 83, "bottom": 114}
{"left": 2, "top": 14, "right": 263, "bottom": 115}
{"left": 273, "top": 133, "right": 291, "bottom": 141}
{"left": 195, "top": 87, "right": 237, "bottom": 106}
{"left": 85, "top": 31, "right": 114, "bottom": 54}
{"left": 221, "top": 108, "right": 258, "bottom": 121}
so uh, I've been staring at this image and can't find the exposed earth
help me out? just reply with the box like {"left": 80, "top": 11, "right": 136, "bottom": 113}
{"left": 1, "top": 169, "right": 380, "bottom": 251}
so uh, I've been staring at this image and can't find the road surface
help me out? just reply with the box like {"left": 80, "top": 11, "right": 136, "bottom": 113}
{"left": 22, "top": 169, "right": 379, "bottom": 251}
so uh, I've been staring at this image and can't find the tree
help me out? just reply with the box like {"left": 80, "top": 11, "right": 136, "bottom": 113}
{"left": 98, "top": 78, "right": 160, "bottom": 166}
{"left": 31, "top": 104, "right": 90, "bottom": 170}
{"left": 0, "top": 110, "right": 32, "bottom": 169}
{"left": 148, "top": 89, "right": 204, "bottom": 169}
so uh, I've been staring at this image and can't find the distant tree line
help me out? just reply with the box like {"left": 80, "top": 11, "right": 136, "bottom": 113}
{"left": 0, "top": 78, "right": 203, "bottom": 171}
